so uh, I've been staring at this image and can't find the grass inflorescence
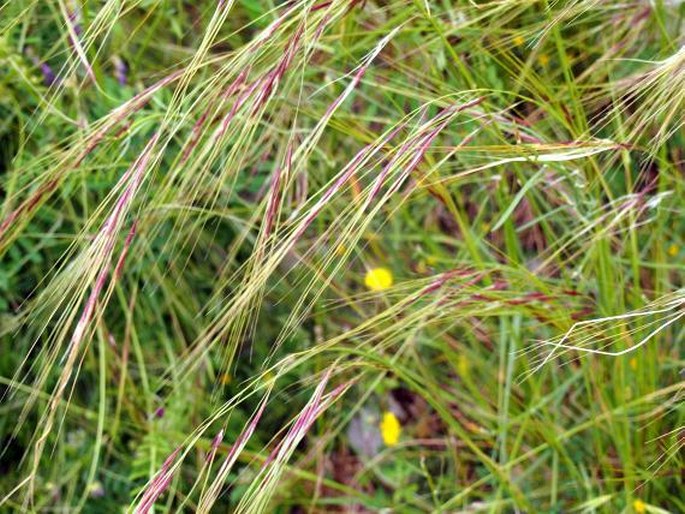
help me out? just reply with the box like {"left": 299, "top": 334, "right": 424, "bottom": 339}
{"left": 0, "top": 0, "right": 683, "bottom": 512}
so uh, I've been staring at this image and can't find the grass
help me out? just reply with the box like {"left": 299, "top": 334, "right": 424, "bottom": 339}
{"left": 0, "top": 0, "right": 683, "bottom": 512}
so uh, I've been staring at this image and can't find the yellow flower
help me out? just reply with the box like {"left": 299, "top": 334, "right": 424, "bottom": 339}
{"left": 379, "top": 411, "right": 401, "bottom": 446}
{"left": 538, "top": 54, "right": 550, "bottom": 66}
{"left": 667, "top": 243, "right": 678, "bottom": 257}
{"left": 458, "top": 354, "right": 470, "bottom": 377}
{"left": 633, "top": 499, "right": 646, "bottom": 514}
{"left": 364, "top": 267, "right": 393, "bottom": 291}
{"left": 513, "top": 35, "right": 525, "bottom": 47}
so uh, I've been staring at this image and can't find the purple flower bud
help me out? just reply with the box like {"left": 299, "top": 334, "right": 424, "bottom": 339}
{"left": 40, "top": 62, "right": 57, "bottom": 86}
{"left": 68, "top": 7, "right": 82, "bottom": 36}
{"left": 114, "top": 57, "right": 128, "bottom": 86}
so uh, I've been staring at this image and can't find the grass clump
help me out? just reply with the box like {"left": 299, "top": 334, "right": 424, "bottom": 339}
{"left": 0, "top": 0, "right": 683, "bottom": 512}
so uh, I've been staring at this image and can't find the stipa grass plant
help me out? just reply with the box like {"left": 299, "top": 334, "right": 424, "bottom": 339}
{"left": 0, "top": 0, "right": 683, "bottom": 512}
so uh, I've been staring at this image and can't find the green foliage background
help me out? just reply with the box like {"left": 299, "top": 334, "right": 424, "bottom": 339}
{"left": 0, "top": 0, "right": 683, "bottom": 512}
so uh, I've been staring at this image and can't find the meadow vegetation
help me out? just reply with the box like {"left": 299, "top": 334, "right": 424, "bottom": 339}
{"left": 0, "top": 0, "right": 683, "bottom": 512}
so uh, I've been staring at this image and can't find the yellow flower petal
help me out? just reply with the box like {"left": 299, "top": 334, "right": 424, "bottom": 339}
{"left": 365, "top": 267, "right": 393, "bottom": 291}
{"left": 379, "top": 411, "right": 401, "bottom": 447}
{"left": 633, "top": 499, "right": 646, "bottom": 514}
{"left": 513, "top": 35, "right": 525, "bottom": 47}
{"left": 667, "top": 243, "right": 678, "bottom": 257}
{"left": 458, "top": 354, "right": 470, "bottom": 377}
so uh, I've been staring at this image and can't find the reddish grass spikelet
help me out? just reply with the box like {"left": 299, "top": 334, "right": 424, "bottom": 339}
{"left": 71, "top": 72, "right": 179, "bottom": 164}
{"left": 225, "top": 398, "right": 268, "bottom": 466}
{"left": 213, "top": 75, "right": 264, "bottom": 140}
{"left": 233, "top": 372, "right": 353, "bottom": 513}
{"left": 0, "top": 72, "right": 180, "bottom": 249}
{"left": 207, "top": 429, "right": 224, "bottom": 463}
{"left": 312, "top": 0, "right": 333, "bottom": 10}
{"left": 202, "top": 1, "right": 331, "bottom": 158}
{"left": 135, "top": 447, "right": 182, "bottom": 514}
{"left": 113, "top": 220, "right": 137, "bottom": 279}
{"left": 197, "top": 395, "right": 269, "bottom": 512}
{"left": 0, "top": 178, "right": 59, "bottom": 240}
{"left": 179, "top": 70, "right": 248, "bottom": 164}
{"left": 27, "top": 134, "right": 158, "bottom": 502}
{"left": 255, "top": 25, "right": 304, "bottom": 108}
{"left": 260, "top": 370, "right": 347, "bottom": 471}
{"left": 98, "top": 134, "right": 158, "bottom": 241}
{"left": 290, "top": 113, "right": 408, "bottom": 246}
{"left": 417, "top": 268, "right": 481, "bottom": 298}
{"left": 367, "top": 98, "right": 484, "bottom": 204}
{"left": 263, "top": 144, "right": 293, "bottom": 238}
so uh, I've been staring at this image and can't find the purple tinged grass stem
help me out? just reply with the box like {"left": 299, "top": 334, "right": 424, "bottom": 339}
{"left": 135, "top": 447, "right": 182, "bottom": 514}
{"left": 0, "top": 72, "right": 180, "bottom": 244}
{"left": 197, "top": 394, "right": 270, "bottom": 511}
{"left": 29, "top": 134, "right": 158, "bottom": 501}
